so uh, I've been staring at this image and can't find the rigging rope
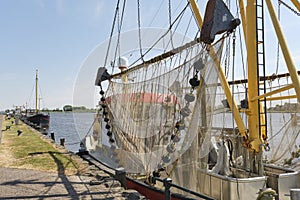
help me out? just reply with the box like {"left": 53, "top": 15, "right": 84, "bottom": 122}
{"left": 276, "top": 0, "right": 281, "bottom": 74}
{"left": 231, "top": 31, "right": 236, "bottom": 135}
{"left": 168, "top": 0, "right": 175, "bottom": 49}
{"left": 128, "top": 2, "right": 190, "bottom": 68}
{"left": 111, "top": 0, "right": 127, "bottom": 75}
{"left": 148, "top": 0, "right": 164, "bottom": 27}
{"left": 137, "top": 0, "right": 144, "bottom": 62}
{"left": 104, "top": 0, "right": 121, "bottom": 67}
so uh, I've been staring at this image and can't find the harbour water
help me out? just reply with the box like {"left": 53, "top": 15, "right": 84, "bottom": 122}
{"left": 49, "top": 111, "right": 300, "bottom": 164}
{"left": 49, "top": 112, "right": 94, "bottom": 152}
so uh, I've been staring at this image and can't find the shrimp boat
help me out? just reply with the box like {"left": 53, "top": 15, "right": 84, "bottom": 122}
{"left": 24, "top": 70, "right": 50, "bottom": 130}
{"left": 83, "top": 0, "right": 300, "bottom": 199}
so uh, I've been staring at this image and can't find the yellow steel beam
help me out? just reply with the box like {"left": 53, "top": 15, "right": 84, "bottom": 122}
{"left": 266, "top": 95, "right": 297, "bottom": 101}
{"left": 290, "top": 0, "right": 300, "bottom": 12}
{"left": 246, "top": 0, "right": 261, "bottom": 152}
{"left": 250, "top": 84, "right": 294, "bottom": 101}
{"left": 188, "top": 0, "right": 248, "bottom": 139}
{"left": 188, "top": 0, "right": 203, "bottom": 29}
{"left": 238, "top": 0, "right": 247, "bottom": 41}
{"left": 266, "top": 0, "right": 300, "bottom": 103}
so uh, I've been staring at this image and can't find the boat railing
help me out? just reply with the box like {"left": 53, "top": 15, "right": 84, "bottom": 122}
{"left": 152, "top": 176, "right": 215, "bottom": 200}
{"left": 79, "top": 153, "right": 215, "bottom": 200}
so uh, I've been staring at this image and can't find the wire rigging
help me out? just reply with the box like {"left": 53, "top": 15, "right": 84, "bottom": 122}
{"left": 137, "top": 0, "right": 144, "bottom": 62}
{"left": 129, "top": 2, "right": 190, "bottom": 68}
{"left": 104, "top": 0, "right": 121, "bottom": 67}
{"left": 168, "top": 0, "right": 175, "bottom": 49}
{"left": 111, "top": 0, "right": 127, "bottom": 74}
{"left": 276, "top": 0, "right": 281, "bottom": 74}
{"left": 278, "top": 0, "right": 300, "bottom": 16}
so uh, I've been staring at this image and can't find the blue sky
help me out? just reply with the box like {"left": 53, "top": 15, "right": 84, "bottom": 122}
{"left": 0, "top": 0, "right": 299, "bottom": 111}
{"left": 0, "top": 0, "right": 115, "bottom": 110}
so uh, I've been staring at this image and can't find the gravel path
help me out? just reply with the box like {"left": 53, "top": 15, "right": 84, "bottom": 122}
{"left": 0, "top": 115, "right": 3, "bottom": 143}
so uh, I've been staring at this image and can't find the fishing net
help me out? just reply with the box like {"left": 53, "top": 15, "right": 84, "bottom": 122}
{"left": 94, "top": 38, "right": 225, "bottom": 175}
{"left": 253, "top": 77, "right": 300, "bottom": 169}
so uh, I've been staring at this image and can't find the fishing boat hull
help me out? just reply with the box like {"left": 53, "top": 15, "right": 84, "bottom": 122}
{"left": 26, "top": 113, "right": 50, "bottom": 130}
{"left": 126, "top": 177, "right": 191, "bottom": 200}
{"left": 86, "top": 143, "right": 300, "bottom": 200}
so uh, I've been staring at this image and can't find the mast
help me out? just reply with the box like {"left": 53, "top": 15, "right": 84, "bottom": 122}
{"left": 246, "top": 0, "right": 261, "bottom": 153}
{"left": 35, "top": 69, "right": 38, "bottom": 114}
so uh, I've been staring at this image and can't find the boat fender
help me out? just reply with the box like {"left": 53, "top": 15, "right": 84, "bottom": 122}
{"left": 180, "top": 106, "right": 192, "bottom": 117}
{"left": 104, "top": 117, "right": 109, "bottom": 122}
{"left": 171, "top": 134, "right": 180, "bottom": 143}
{"left": 162, "top": 155, "right": 171, "bottom": 163}
{"left": 189, "top": 77, "right": 200, "bottom": 87}
{"left": 99, "top": 90, "right": 105, "bottom": 95}
{"left": 149, "top": 170, "right": 161, "bottom": 184}
{"left": 109, "top": 138, "right": 115, "bottom": 143}
{"left": 175, "top": 120, "right": 185, "bottom": 130}
{"left": 184, "top": 93, "right": 195, "bottom": 102}
{"left": 193, "top": 58, "right": 205, "bottom": 71}
{"left": 167, "top": 144, "right": 176, "bottom": 153}
{"left": 107, "top": 131, "right": 112, "bottom": 137}
{"left": 105, "top": 124, "right": 111, "bottom": 130}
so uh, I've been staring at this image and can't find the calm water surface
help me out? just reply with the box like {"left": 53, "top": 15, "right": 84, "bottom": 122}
{"left": 49, "top": 112, "right": 94, "bottom": 152}
{"left": 49, "top": 111, "right": 300, "bottom": 162}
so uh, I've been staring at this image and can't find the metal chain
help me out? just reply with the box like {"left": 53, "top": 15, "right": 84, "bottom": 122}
{"left": 278, "top": 0, "right": 300, "bottom": 16}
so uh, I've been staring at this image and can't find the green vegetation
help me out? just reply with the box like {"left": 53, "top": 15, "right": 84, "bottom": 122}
{"left": 0, "top": 118, "right": 88, "bottom": 175}
{"left": 63, "top": 105, "right": 73, "bottom": 112}
{"left": 267, "top": 102, "right": 300, "bottom": 112}
{"left": 41, "top": 105, "right": 96, "bottom": 113}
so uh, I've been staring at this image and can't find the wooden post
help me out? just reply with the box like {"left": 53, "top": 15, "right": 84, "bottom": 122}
{"left": 163, "top": 178, "right": 172, "bottom": 200}
{"left": 50, "top": 132, "right": 55, "bottom": 141}
{"left": 115, "top": 167, "right": 126, "bottom": 188}
{"left": 60, "top": 138, "right": 65, "bottom": 146}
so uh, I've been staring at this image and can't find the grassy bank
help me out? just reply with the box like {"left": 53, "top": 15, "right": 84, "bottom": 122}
{"left": 0, "top": 117, "right": 88, "bottom": 175}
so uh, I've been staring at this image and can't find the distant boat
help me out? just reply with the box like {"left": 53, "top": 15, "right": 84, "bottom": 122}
{"left": 25, "top": 70, "right": 49, "bottom": 130}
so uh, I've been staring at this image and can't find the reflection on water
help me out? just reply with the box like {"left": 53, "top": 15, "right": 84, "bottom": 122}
{"left": 49, "top": 112, "right": 94, "bottom": 152}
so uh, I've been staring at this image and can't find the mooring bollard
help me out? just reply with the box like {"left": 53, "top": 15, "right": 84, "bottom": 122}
{"left": 60, "top": 138, "right": 65, "bottom": 146}
{"left": 15, "top": 117, "right": 19, "bottom": 125}
{"left": 163, "top": 178, "right": 172, "bottom": 200}
{"left": 50, "top": 132, "right": 55, "bottom": 141}
{"left": 115, "top": 167, "right": 126, "bottom": 188}
{"left": 42, "top": 128, "right": 47, "bottom": 135}
{"left": 17, "top": 130, "right": 22, "bottom": 136}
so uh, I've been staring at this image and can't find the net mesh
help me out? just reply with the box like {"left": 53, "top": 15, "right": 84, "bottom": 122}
{"left": 99, "top": 39, "right": 224, "bottom": 174}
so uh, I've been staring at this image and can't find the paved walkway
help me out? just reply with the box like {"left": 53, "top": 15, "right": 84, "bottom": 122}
{"left": 0, "top": 167, "right": 143, "bottom": 200}
{"left": 0, "top": 115, "right": 3, "bottom": 143}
